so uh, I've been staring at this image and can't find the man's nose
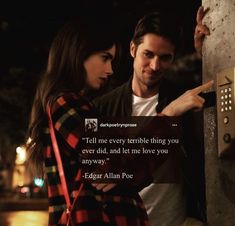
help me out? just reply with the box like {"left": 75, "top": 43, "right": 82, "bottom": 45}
{"left": 150, "top": 56, "right": 160, "bottom": 71}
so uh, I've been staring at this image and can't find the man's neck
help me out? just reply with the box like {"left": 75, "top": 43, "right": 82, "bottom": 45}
{"left": 131, "top": 78, "right": 160, "bottom": 98}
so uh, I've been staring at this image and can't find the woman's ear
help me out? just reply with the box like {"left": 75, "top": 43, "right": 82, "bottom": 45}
{"left": 130, "top": 41, "right": 136, "bottom": 58}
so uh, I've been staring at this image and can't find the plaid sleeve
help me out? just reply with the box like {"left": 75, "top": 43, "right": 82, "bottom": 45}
{"left": 49, "top": 93, "right": 91, "bottom": 150}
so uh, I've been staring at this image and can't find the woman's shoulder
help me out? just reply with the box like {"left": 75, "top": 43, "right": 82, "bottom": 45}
{"left": 54, "top": 92, "right": 82, "bottom": 102}
{"left": 50, "top": 92, "right": 94, "bottom": 113}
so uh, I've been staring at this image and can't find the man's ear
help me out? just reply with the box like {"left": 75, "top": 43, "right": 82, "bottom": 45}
{"left": 130, "top": 41, "right": 136, "bottom": 58}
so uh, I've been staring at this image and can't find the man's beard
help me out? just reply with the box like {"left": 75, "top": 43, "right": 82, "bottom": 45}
{"left": 142, "top": 71, "right": 163, "bottom": 88}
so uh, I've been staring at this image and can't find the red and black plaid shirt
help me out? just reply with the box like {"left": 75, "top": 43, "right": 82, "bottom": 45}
{"left": 43, "top": 93, "right": 150, "bottom": 226}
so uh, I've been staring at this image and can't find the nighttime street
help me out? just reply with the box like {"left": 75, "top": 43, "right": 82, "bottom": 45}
{"left": 0, "top": 1, "right": 202, "bottom": 226}
{"left": 1, "top": 0, "right": 235, "bottom": 225}
{"left": 0, "top": 196, "right": 48, "bottom": 225}
{"left": 0, "top": 211, "right": 48, "bottom": 226}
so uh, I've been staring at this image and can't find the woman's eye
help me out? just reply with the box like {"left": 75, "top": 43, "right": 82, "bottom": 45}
{"left": 101, "top": 55, "right": 109, "bottom": 62}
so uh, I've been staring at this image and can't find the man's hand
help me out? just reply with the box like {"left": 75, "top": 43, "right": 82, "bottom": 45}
{"left": 194, "top": 6, "right": 210, "bottom": 55}
{"left": 161, "top": 80, "right": 214, "bottom": 116}
{"left": 92, "top": 183, "right": 116, "bottom": 192}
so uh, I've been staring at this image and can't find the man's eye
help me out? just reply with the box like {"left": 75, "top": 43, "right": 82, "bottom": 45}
{"left": 159, "top": 54, "right": 174, "bottom": 62}
{"left": 143, "top": 52, "right": 154, "bottom": 58}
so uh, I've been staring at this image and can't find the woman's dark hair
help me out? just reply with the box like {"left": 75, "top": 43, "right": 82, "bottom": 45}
{"left": 132, "top": 12, "right": 182, "bottom": 51}
{"left": 27, "top": 14, "right": 120, "bottom": 175}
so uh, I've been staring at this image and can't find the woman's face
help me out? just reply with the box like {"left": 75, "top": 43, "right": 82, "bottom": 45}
{"left": 84, "top": 45, "right": 116, "bottom": 90}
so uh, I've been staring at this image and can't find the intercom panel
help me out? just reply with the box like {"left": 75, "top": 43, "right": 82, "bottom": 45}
{"left": 216, "top": 67, "right": 235, "bottom": 158}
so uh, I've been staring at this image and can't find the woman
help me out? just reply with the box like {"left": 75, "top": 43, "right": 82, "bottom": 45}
{"left": 27, "top": 15, "right": 150, "bottom": 226}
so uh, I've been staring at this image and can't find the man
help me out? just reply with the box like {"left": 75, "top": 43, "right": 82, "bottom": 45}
{"left": 93, "top": 7, "right": 211, "bottom": 226}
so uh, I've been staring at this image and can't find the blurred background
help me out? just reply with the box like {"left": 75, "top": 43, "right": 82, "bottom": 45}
{"left": 0, "top": 0, "right": 200, "bottom": 225}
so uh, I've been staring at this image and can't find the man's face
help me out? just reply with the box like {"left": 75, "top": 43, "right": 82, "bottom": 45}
{"left": 130, "top": 33, "right": 175, "bottom": 91}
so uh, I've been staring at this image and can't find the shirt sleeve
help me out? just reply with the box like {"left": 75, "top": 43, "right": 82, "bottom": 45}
{"left": 49, "top": 93, "right": 92, "bottom": 151}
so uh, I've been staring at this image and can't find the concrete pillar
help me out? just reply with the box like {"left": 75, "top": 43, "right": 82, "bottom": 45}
{"left": 202, "top": 1, "right": 235, "bottom": 225}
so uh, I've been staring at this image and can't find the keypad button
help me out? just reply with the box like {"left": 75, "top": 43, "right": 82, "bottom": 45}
{"left": 223, "top": 116, "right": 229, "bottom": 124}
{"left": 223, "top": 133, "right": 231, "bottom": 143}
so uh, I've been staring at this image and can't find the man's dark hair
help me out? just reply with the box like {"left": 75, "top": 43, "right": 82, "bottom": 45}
{"left": 132, "top": 12, "right": 182, "bottom": 50}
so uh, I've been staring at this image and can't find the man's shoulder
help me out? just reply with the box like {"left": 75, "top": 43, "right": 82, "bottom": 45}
{"left": 93, "top": 81, "right": 129, "bottom": 105}
{"left": 92, "top": 80, "right": 132, "bottom": 116}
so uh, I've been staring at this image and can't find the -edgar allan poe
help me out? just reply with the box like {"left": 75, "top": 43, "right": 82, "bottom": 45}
{"left": 84, "top": 172, "right": 133, "bottom": 180}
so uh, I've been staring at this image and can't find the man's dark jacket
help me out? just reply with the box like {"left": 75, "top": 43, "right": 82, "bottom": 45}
{"left": 93, "top": 78, "right": 180, "bottom": 116}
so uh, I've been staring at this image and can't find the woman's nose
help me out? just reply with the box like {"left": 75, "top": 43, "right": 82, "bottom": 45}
{"left": 105, "top": 62, "right": 113, "bottom": 76}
